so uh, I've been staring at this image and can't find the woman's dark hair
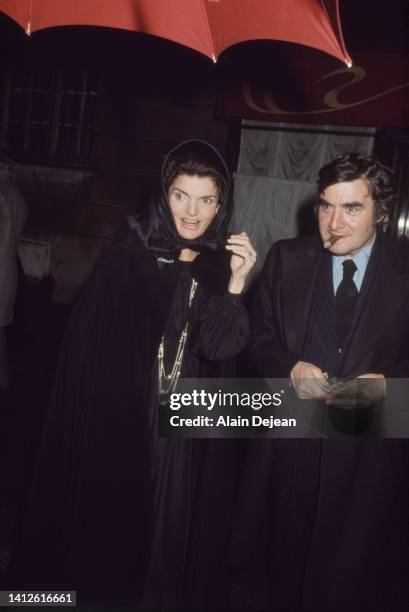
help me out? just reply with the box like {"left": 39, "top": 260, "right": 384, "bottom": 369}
{"left": 318, "top": 153, "right": 395, "bottom": 226}
{"left": 162, "top": 140, "right": 228, "bottom": 202}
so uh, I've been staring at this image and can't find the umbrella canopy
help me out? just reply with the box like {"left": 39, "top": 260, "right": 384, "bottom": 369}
{"left": 0, "top": 0, "right": 351, "bottom": 65}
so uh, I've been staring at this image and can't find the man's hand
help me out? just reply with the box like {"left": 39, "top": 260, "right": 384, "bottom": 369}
{"left": 290, "top": 361, "right": 328, "bottom": 400}
{"left": 325, "top": 373, "right": 385, "bottom": 408}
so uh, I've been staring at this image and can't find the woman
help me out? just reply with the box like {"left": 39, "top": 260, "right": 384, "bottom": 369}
{"left": 10, "top": 140, "right": 256, "bottom": 606}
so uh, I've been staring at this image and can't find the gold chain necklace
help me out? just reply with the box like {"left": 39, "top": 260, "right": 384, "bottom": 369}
{"left": 158, "top": 278, "right": 198, "bottom": 403}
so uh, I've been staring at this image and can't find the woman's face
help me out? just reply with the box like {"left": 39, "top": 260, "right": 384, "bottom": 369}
{"left": 168, "top": 174, "right": 220, "bottom": 240}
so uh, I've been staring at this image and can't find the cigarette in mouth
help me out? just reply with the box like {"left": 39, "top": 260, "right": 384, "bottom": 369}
{"left": 323, "top": 235, "right": 342, "bottom": 249}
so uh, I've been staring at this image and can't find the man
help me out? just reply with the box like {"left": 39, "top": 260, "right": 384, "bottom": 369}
{"left": 0, "top": 157, "right": 27, "bottom": 392}
{"left": 243, "top": 154, "right": 409, "bottom": 611}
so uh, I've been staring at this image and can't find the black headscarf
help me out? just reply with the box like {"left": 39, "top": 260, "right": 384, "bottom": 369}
{"left": 128, "top": 140, "right": 232, "bottom": 256}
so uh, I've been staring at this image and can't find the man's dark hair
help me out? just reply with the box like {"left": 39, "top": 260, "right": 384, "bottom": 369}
{"left": 317, "top": 153, "right": 395, "bottom": 227}
{"left": 163, "top": 141, "right": 228, "bottom": 202}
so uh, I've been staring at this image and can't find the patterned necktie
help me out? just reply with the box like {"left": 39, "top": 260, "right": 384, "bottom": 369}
{"left": 335, "top": 259, "right": 358, "bottom": 350}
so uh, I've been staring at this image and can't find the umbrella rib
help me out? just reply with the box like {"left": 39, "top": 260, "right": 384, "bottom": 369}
{"left": 320, "top": 0, "right": 352, "bottom": 67}
{"left": 200, "top": 0, "right": 217, "bottom": 62}
{"left": 25, "top": 0, "right": 32, "bottom": 35}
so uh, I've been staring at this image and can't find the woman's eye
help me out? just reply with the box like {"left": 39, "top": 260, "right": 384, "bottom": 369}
{"left": 201, "top": 197, "right": 215, "bottom": 205}
{"left": 173, "top": 191, "right": 185, "bottom": 201}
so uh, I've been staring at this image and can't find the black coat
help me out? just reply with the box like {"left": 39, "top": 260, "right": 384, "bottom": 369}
{"left": 237, "top": 233, "right": 409, "bottom": 611}
{"left": 10, "top": 224, "right": 249, "bottom": 606}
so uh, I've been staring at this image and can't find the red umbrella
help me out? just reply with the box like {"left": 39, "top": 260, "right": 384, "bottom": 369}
{"left": 0, "top": 0, "right": 351, "bottom": 65}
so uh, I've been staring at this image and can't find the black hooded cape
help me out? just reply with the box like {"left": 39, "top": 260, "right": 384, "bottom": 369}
{"left": 9, "top": 142, "right": 249, "bottom": 607}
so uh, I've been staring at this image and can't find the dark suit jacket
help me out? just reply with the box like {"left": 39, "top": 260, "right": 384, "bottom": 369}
{"left": 248, "top": 232, "right": 409, "bottom": 379}
{"left": 235, "top": 233, "right": 409, "bottom": 612}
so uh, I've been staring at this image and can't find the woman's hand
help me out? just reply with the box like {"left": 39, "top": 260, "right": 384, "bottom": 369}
{"left": 225, "top": 232, "right": 257, "bottom": 294}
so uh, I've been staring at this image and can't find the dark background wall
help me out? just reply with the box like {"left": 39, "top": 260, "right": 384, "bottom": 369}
{"left": 0, "top": 21, "right": 233, "bottom": 301}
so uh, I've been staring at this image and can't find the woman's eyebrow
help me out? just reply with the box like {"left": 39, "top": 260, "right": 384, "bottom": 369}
{"left": 171, "top": 187, "right": 188, "bottom": 196}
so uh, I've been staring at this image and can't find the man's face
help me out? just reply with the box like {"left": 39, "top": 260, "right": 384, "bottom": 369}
{"left": 168, "top": 174, "right": 219, "bottom": 240}
{"left": 318, "top": 178, "right": 378, "bottom": 257}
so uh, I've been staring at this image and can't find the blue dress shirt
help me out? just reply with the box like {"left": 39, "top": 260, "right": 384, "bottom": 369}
{"left": 332, "top": 236, "right": 376, "bottom": 294}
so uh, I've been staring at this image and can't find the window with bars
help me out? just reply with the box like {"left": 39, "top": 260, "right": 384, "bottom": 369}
{"left": 0, "top": 64, "right": 98, "bottom": 166}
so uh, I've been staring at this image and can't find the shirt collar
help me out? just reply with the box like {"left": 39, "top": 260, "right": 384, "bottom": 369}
{"left": 350, "top": 235, "right": 376, "bottom": 269}
{"left": 332, "top": 234, "right": 376, "bottom": 293}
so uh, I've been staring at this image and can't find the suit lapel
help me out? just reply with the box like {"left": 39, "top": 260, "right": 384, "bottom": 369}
{"left": 281, "top": 238, "right": 322, "bottom": 356}
{"left": 341, "top": 234, "right": 409, "bottom": 377}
